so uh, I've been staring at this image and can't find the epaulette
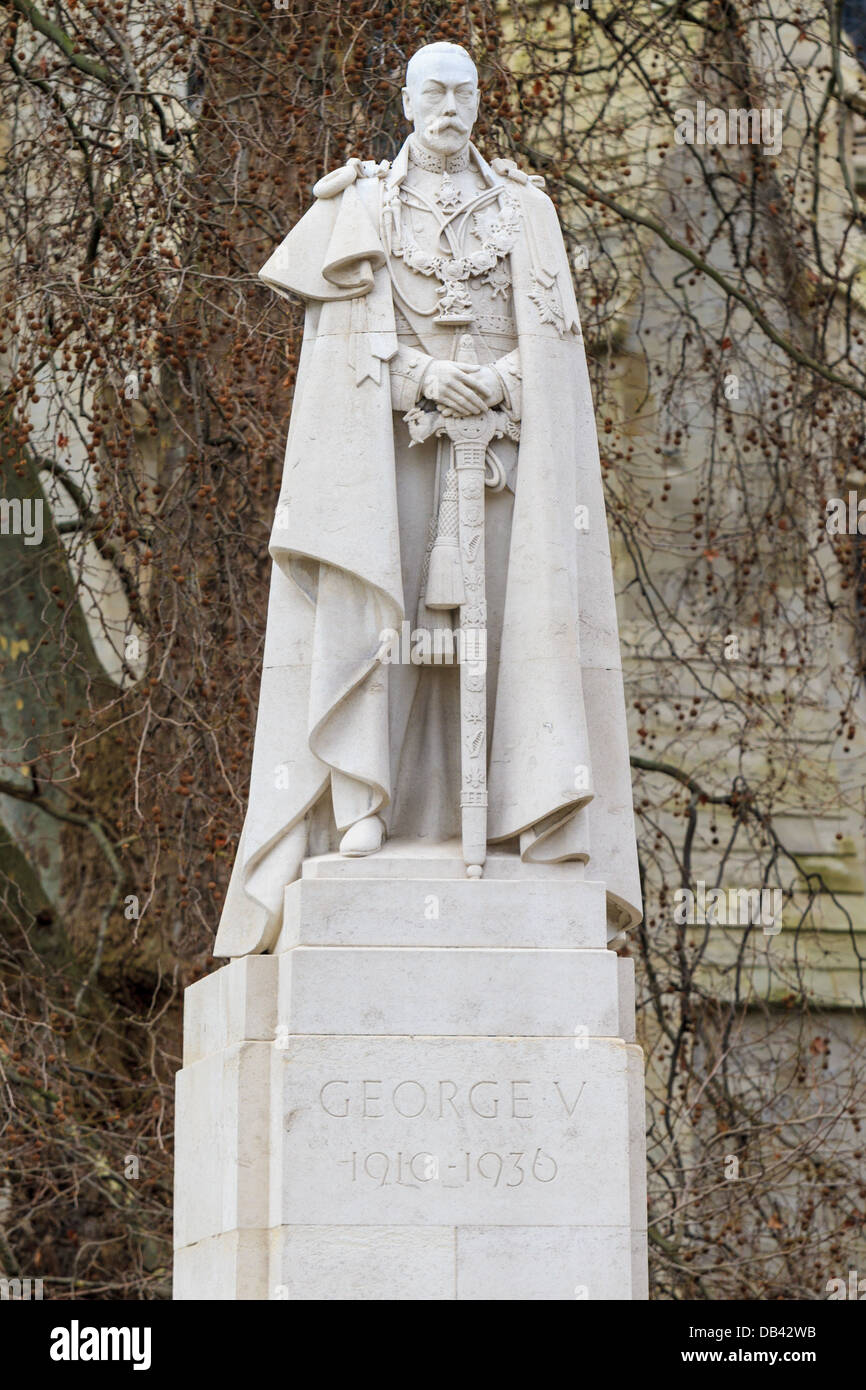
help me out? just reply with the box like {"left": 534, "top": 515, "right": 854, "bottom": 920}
{"left": 491, "top": 156, "right": 546, "bottom": 189}
{"left": 313, "top": 157, "right": 391, "bottom": 199}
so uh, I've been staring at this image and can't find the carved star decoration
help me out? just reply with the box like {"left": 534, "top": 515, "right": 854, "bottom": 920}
{"left": 480, "top": 262, "right": 512, "bottom": 299}
{"left": 435, "top": 170, "right": 463, "bottom": 213}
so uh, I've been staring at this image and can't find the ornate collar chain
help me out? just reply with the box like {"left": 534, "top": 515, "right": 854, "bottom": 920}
{"left": 384, "top": 176, "right": 522, "bottom": 325}
{"left": 408, "top": 137, "right": 471, "bottom": 175}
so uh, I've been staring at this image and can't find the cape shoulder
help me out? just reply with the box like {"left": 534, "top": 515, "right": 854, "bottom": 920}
{"left": 260, "top": 170, "right": 386, "bottom": 303}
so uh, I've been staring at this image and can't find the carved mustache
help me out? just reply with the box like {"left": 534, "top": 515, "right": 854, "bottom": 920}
{"left": 429, "top": 117, "right": 468, "bottom": 134}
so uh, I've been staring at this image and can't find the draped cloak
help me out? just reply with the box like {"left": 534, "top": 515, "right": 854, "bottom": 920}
{"left": 214, "top": 144, "right": 641, "bottom": 958}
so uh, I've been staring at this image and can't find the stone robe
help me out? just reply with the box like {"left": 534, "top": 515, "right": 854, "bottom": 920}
{"left": 214, "top": 139, "right": 641, "bottom": 958}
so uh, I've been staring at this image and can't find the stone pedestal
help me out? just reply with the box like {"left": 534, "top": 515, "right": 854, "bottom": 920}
{"left": 174, "top": 850, "right": 647, "bottom": 1300}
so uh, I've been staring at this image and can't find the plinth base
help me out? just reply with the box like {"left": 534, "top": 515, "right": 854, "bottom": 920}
{"left": 174, "top": 870, "right": 647, "bottom": 1300}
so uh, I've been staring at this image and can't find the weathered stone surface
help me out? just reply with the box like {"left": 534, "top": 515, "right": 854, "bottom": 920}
{"left": 277, "top": 874, "right": 607, "bottom": 950}
{"left": 174, "top": 1231, "right": 269, "bottom": 1302}
{"left": 627, "top": 1043, "right": 649, "bottom": 1300}
{"left": 182, "top": 955, "right": 277, "bottom": 1066}
{"left": 269, "top": 1226, "right": 455, "bottom": 1301}
{"left": 455, "top": 1226, "right": 634, "bottom": 1300}
{"left": 277, "top": 945, "right": 619, "bottom": 1037}
{"left": 174, "top": 1041, "right": 270, "bottom": 1249}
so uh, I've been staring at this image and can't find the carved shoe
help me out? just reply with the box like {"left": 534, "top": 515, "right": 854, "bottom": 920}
{"left": 339, "top": 814, "right": 385, "bottom": 857}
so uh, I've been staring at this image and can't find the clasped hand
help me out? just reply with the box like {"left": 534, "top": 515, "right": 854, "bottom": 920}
{"left": 421, "top": 360, "right": 504, "bottom": 417}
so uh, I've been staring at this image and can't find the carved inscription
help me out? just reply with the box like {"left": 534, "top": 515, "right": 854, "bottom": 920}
{"left": 319, "top": 1077, "right": 586, "bottom": 1119}
{"left": 316, "top": 1077, "right": 586, "bottom": 1195}
{"left": 275, "top": 1041, "right": 626, "bottom": 1228}
{"left": 338, "top": 1149, "right": 559, "bottom": 1188}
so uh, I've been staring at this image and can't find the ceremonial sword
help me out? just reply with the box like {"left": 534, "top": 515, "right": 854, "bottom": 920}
{"left": 425, "top": 334, "right": 517, "bottom": 879}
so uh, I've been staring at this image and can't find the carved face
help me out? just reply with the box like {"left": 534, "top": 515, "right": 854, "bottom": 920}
{"left": 402, "top": 48, "right": 479, "bottom": 157}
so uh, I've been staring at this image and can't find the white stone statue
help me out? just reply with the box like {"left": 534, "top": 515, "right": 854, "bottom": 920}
{"left": 215, "top": 41, "right": 641, "bottom": 957}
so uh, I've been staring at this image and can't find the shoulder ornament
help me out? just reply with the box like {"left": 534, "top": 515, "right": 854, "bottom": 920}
{"left": 313, "top": 157, "right": 391, "bottom": 199}
{"left": 490, "top": 156, "right": 546, "bottom": 189}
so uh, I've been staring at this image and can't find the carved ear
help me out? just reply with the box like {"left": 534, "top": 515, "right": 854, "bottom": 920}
{"left": 401, "top": 87, "right": 413, "bottom": 121}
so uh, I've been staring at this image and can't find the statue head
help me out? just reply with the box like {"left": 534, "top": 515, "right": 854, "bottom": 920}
{"left": 402, "top": 42, "right": 479, "bottom": 158}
